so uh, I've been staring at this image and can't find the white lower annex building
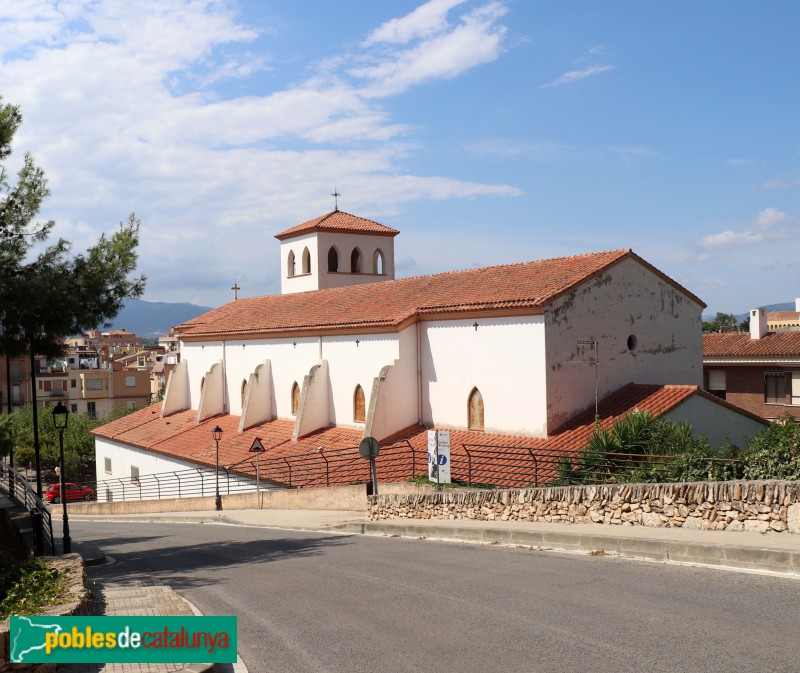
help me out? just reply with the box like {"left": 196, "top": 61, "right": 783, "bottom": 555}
{"left": 93, "top": 210, "right": 766, "bottom": 493}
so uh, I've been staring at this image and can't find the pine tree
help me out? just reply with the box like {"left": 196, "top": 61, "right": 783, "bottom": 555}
{"left": 0, "top": 96, "right": 146, "bottom": 495}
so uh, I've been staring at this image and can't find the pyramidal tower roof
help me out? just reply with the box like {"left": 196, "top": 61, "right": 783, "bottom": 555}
{"left": 275, "top": 210, "right": 400, "bottom": 240}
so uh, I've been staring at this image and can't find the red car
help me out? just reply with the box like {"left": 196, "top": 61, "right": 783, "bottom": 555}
{"left": 45, "top": 482, "right": 95, "bottom": 503}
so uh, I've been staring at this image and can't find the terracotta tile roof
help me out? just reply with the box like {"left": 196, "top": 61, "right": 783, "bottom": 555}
{"left": 768, "top": 311, "right": 800, "bottom": 322}
{"left": 93, "top": 384, "right": 704, "bottom": 489}
{"left": 176, "top": 249, "right": 699, "bottom": 339}
{"left": 274, "top": 210, "right": 400, "bottom": 240}
{"left": 703, "top": 331, "right": 800, "bottom": 357}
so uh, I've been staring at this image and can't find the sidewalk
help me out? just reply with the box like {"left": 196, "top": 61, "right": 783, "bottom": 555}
{"left": 60, "top": 507, "right": 800, "bottom": 577}
{"left": 59, "top": 583, "right": 218, "bottom": 673}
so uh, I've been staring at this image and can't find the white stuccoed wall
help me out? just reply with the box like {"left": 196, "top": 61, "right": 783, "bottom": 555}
{"left": 216, "top": 338, "right": 320, "bottom": 418}
{"left": 280, "top": 230, "right": 395, "bottom": 294}
{"left": 420, "top": 316, "right": 548, "bottom": 437}
{"left": 665, "top": 394, "right": 765, "bottom": 449}
{"left": 544, "top": 257, "right": 703, "bottom": 432}
{"left": 279, "top": 233, "right": 320, "bottom": 294}
{"left": 321, "top": 334, "right": 400, "bottom": 427}
{"left": 181, "top": 342, "right": 224, "bottom": 411}
{"left": 94, "top": 437, "right": 276, "bottom": 502}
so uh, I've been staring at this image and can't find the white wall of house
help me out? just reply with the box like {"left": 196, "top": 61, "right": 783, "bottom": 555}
{"left": 664, "top": 394, "right": 766, "bottom": 449}
{"left": 94, "top": 437, "right": 276, "bottom": 502}
{"left": 420, "top": 316, "right": 548, "bottom": 437}
{"left": 280, "top": 231, "right": 395, "bottom": 294}
{"left": 544, "top": 257, "right": 703, "bottom": 432}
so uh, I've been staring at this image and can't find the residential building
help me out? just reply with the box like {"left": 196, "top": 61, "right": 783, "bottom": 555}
{"left": 767, "top": 298, "right": 800, "bottom": 332}
{"left": 68, "top": 361, "right": 151, "bottom": 419}
{"left": 703, "top": 307, "right": 800, "bottom": 421}
{"left": 83, "top": 329, "right": 143, "bottom": 356}
{"left": 0, "top": 355, "right": 32, "bottom": 413}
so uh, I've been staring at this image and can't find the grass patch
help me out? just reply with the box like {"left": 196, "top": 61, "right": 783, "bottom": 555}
{"left": 0, "top": 555, "right": 71, "bottom": 619}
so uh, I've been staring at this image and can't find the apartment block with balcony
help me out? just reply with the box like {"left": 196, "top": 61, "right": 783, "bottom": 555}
{"left": 703, "top": 308, "right": 800, "bottom": 421}
{"left": 0, "top": 356, "right": 31, "bottom": 413}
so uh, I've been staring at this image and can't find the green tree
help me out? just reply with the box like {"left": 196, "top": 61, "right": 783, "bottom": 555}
{"left": 8, "top": 403, "right": 141, "bottom": 484}
{"left": 742, "top": 415, "right": 800, "bottom": 480}
{"left": 0, "top": 96, "right": 145, "bottom": 494}
{"left": 702, "top": 312, "right": 741, "bottom": 333}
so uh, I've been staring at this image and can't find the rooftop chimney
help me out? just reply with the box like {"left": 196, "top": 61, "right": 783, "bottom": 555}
{"left": 750, "top": 308, "right": 768, "bottom": 340}
{"left": 796, "top": 297, "right": 800, "bottom": 312}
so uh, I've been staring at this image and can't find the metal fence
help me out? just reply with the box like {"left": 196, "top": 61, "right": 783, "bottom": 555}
{"left": 93, "top": 465, "right": 272, "bottom": 503}
{"left": 83, "top": 437, "right": 744, "bottom": 504}
{"left": 0, "top": 463, "right": 56, "bottom": 555}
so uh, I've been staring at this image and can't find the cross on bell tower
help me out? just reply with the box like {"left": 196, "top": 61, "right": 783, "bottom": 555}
{"left": 331, "top": 186, "right": 341, "bottom": 211}
{"left": 231, "top": 283, "right": 240, "bottom": 301}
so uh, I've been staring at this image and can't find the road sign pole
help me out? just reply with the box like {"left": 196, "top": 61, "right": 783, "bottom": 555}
{"left": 370, "top": 456, "right": 378, "bottom": 496}
{"left": 256, "top": 453, "right": 260, "bottom": 509}
{"left": 435, "top": 431, "right": 441, "bottom": 492}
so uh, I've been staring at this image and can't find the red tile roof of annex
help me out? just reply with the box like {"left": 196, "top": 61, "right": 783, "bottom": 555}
{"left": 92, "top": 384, "right": 724, "bottom": 488}
{"left": 175, "top": 249, "right": 704, "bottom": 340}
{"left": 703, "top": 331, "right": 800, "bottom": 357}
{"left": 274, "top": 210, "right": 400, "bottom": 240}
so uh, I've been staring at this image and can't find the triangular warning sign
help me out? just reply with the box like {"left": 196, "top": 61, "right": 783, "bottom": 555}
{"left": 249, "top": 437, "right": 266, "bottom": 453}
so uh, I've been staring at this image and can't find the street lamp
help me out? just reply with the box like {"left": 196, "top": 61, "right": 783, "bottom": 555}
{"left": 51, "top": 401, "right": 71, "bottom": 554}
{"left": 212, "top": 425, "right": 223, "bottom": 511}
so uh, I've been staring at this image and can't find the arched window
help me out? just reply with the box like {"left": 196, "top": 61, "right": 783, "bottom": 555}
{"left": 287, "top": 250, "right": 296, "bottom": 277}
{"left": 291, "top": 381, "right": 300, "bottom": 415}
{"left": 241, "top": 379, "right": 248, "bottom": 407}
{"left": 351, "top": 247, "right": 362, "bottom": 273}
{"left": 468, "top": 387, "right": 484, "bottom": 430}
{"left": 302, "top": 247, "right": 311, "bottom": 274}
{"left": 373, "top": 249, "right": 385, "bottom": 274}
{"left": 353, "top": 384, "right": 365, "bottom": 423}
{"left": 328, "top": 247, "right": 339, "bottom": 272}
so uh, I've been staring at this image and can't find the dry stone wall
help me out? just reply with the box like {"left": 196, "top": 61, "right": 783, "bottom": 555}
{"left": 368, "top": 480, "right": 800, "bottom": 534}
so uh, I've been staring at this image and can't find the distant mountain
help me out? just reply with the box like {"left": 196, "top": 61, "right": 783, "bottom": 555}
{"left": 703, "top": 302, "right": 796, "bottom": 322}
{"left": 99, "top": 299, "right": 213, "bottom": 339}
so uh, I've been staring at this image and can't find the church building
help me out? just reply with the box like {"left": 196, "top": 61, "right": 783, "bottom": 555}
{"left": 93, "top": 211, "right": 766, "bottom": 494}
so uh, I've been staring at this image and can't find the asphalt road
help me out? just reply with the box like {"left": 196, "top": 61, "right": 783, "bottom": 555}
{"left": 72, "top": 521, "right": 800, "bottom": 673}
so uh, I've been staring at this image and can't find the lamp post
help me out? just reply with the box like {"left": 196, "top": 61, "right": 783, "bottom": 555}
{"left": 212, "top": 425, "right": 223, "bottom": 511}
{"left": 51, "top": 401, "right": 71, "bottom": 554}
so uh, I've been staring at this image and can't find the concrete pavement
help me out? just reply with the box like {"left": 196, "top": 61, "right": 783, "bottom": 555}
{"left": 59, "top": 583, "right": 219, "bottom": 673}
{"left": 58, "top": 506, "right": 800, "bottom": 577}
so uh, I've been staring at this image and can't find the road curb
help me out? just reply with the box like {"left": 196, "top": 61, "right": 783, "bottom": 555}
{"left": 333, "top": 521, "right": 800, "bottom": 576}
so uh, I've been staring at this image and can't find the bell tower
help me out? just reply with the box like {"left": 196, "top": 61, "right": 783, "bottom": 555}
{"left": 275, "top": 210, "right": 399, "bottom": 295}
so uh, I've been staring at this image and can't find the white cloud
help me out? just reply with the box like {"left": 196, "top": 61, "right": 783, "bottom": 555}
{"left": 698, "top": 208, "right": 796, "bottom": 249}
{"left": 364, "top": 0, "right": 467, "bottom": 46}
{"left": 539, "top": 64, "right": 615, "bottom": 89}
{"left": 351, "top": 1, "right": 508, "bottom": 98}
{"left": 762, "top": 174, "right": 800, "bottom": 190}
{"left": 0, "top": 0, "right": 521, "bottom": 305}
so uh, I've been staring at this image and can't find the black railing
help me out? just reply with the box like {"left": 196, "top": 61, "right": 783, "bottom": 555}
{"left": 83, "top": 437, "right": 744, "bottom": 504}
{"left": 0, "top": 463, "right": 56, "bottom": 555}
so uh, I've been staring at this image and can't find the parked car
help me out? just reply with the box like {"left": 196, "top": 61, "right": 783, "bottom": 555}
{"left": 45, "top": 482, "right": 95, "bottom": 503}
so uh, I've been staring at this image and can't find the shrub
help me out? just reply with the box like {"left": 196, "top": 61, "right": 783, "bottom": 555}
{"left": 741, "top": 415, "right": 800, "bottom": 481}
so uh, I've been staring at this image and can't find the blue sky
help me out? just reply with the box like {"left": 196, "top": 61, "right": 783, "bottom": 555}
{"left": 1, "top": 1, "right": 798, "bottom": 312}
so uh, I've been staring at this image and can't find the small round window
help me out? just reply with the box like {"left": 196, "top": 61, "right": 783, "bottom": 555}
{"left": 627, "top": 335, "right": 638, "bottom": 352}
